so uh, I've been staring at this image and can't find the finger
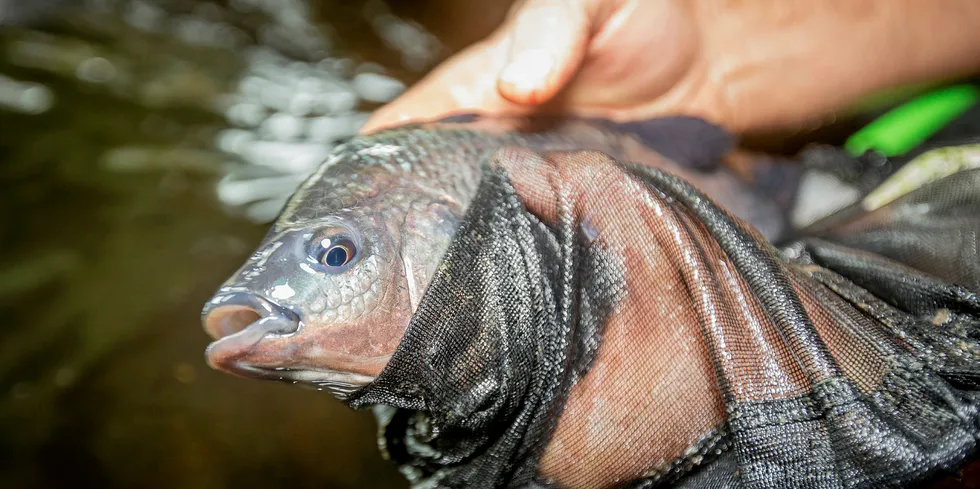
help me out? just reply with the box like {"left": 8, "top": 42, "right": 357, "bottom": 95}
{"left": 554, "top": 0, "right": 700, "bottom": 112}
{"left": 360, "top": 37, "right": 524, "bottom": 134}
{"left": 496, "top": 0, "right": 592, "bottom": 106}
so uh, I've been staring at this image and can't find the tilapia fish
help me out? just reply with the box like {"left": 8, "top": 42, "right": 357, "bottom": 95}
{"left": 201, "top": 114, "right": 796, "bottom": 396}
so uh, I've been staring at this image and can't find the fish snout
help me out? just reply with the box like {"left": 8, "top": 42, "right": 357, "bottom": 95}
{"left": 201, "top": 292, "right": 379, "bottom": 393}
{"left": 202, "top": 292, "right": 299, "bottom": 341}
{"left": 202, "top": 292, "right": 302, "bottom": 377}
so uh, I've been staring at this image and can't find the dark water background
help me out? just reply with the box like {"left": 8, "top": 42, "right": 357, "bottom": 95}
{"left": 0, "top": 1, "right": 510, "bottom": 487}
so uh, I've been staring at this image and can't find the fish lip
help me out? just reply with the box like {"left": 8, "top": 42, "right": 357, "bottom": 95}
{"left": 201, "top": 291, "right": 300, "bottom": 340}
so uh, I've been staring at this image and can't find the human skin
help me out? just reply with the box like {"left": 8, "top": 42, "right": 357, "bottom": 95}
{"left": 361, "top": 0, "right": 980, "bottom": 135}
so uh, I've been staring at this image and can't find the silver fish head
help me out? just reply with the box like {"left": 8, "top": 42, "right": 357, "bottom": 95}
{"left": 201, "top": 140, "right": 468, "bottom": 398}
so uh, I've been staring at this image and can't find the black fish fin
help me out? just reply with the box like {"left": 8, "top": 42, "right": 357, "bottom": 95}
{"left": 745, "top": 155, "right": 805, "bottom": 210}
{"left": 612, "top": 116, "right": 736, "bottom": 171}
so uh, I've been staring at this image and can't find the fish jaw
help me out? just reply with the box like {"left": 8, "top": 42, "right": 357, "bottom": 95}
{"left": 202, "top": 303, "right": 388, "bottom": 397}
{"left": 200, "top": 219, "right": 416, "bottom": 398}
{"left": 202, "top": 284, "right": 409, "bottom": 398}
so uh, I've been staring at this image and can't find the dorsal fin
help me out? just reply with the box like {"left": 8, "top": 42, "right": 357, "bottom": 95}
{"left": 611, "top": 116, "right": 735, "bottom": 171}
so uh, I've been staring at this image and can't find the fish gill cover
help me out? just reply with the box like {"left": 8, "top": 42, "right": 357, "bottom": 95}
{"left": 345, "top": 147, "right": 980, "bottom": 489}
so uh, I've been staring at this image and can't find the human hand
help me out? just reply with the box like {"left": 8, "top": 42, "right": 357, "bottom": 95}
{"left": 361, "top": 0, "right": 980, "bottom": 135}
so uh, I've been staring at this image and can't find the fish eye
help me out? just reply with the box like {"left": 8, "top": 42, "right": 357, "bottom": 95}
{"left": 319, "top": 238, "right": 356, "bottom": 268}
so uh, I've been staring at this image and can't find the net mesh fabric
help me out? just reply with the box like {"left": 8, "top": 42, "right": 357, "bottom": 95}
{"left": 346, "top": 148, "right": 980, "bottom": 489}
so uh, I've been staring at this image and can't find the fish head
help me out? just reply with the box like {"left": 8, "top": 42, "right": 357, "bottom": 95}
{"left": 201, "top": 144, "right": 465, "bottom": 398}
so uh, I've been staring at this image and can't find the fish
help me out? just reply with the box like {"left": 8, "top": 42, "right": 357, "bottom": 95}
{"left": 200, "top": 114, "right": 799, "bottom": 398}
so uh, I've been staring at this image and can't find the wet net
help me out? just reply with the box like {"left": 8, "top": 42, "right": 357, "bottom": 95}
{"left": 345, "top": 146, "right": 980, "bottom": 489}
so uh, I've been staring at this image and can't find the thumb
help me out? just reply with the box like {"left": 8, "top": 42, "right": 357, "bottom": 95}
{"left": 496, "top": 0, "right": 592, "bottom": 106}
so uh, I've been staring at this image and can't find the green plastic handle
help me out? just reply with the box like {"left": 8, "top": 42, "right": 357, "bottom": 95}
{"left": 845, "top": 84, "right": 980, "bottom": 157}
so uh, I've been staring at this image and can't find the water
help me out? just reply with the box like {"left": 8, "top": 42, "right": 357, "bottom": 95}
{"left": 0, "top": 1, "right": 509, "bottom": 487}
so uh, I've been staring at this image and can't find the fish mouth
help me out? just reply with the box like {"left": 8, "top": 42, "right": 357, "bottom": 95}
{"left": 202, "top": 292, "right": 375, "bottom": 398}
{"left": 202, "top": 292, "right": 298, "bottom": 340}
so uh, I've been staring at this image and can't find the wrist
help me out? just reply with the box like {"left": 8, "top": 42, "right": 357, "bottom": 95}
{"left": 697, "top": 0, "right": 980, "bottom": 133}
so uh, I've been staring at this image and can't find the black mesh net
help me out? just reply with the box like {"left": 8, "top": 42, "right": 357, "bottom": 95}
{"left": 345, "top": 146, "right": 980, "bottom": 489}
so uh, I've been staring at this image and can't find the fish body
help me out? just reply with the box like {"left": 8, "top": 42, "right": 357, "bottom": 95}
{"left": 201, "top": 114, "right": 794, "bottom": 397}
